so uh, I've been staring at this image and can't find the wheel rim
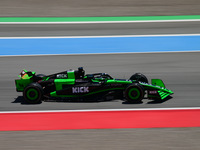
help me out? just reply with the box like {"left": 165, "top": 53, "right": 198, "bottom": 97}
{"left": 26, "top": 88, "right": 39, "bottom": 100}
{"left": 128, "top": 88, "right": 140, "bottom": 100}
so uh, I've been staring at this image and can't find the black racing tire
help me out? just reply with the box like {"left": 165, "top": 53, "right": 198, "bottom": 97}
{"left": 23, "top": 83, "right": 43, "bottom": 104}
{"left": 124, "top": 83, "right": 144, "bottom": 103}
{"left": 129, "top": 73, "right": 148, "bottom": 83}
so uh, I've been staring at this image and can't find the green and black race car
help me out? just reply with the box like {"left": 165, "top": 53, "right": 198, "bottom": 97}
{"left": 15, "top": 67, "right": 173, "bottom": 104}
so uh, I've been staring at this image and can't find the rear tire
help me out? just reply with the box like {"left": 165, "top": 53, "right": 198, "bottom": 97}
{"left": 129, "top": 73, "right": 148, "bottom": 83}
{"left": 23, "top": 83, "right": 43, "bottom": 104}
{"left": 124, "top": 83, "right": 144, "bottom": 103}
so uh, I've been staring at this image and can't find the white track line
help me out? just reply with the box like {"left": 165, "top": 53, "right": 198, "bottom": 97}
{"left": 0, "top": 33, "right": 200, "bottom": 39}
{"left": 1, "top": 19, "right": 200, "bottom": 24}
{"left": 0, "top": 107, "right": 200, "bottom": 114}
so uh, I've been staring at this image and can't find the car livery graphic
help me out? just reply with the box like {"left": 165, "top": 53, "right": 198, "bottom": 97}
{"left": 15, "top": 67, "right": 173, "bottom": 104}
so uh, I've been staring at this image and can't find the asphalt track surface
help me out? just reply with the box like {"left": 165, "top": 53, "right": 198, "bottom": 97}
{"left": 1, "top": 128, "right": 200, "bottom": 150}
{"left": 1, "top": 21, "right": 200, "bottom": 37}
{"left": 1, "top": 22, "right": 200, "bottom": 150}
{"left": 1, "top": 0, "right": 200, "bottom": 17}
{"left": 0, "top": 52, "right": 200, "bottom": 111}
{"left": 1, "top": 1, "right": 200, "bottom": 149}
{"left": 0, "top": 21, "right": 199, "bottom": 111}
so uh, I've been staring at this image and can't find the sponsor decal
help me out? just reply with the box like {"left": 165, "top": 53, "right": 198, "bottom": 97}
{"left": 148, "top": 90, "right": 158, "bottom": 94}
{"left": 72, "top": 87, "right": 89, "bottom": 93}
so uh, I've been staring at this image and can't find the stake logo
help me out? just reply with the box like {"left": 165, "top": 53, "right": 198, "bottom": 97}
{"left": 148, "top": 90, "right": 158, "bottom": 94}
{"left": 72, "top": 87, "right": 89, "bottom": 93}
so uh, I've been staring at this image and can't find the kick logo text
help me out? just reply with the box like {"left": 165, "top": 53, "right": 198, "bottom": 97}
{"left": 72, "top": 87, "right": 89, "bottom": 93}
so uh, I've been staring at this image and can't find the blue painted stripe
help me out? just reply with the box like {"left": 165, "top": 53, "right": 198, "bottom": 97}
{"left": 0, "top": 36, "right": 200, "bottom": 55}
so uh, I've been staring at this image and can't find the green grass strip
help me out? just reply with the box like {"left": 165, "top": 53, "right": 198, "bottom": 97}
{"left": 0, "top": 15, "right": 200, "bottom": 22}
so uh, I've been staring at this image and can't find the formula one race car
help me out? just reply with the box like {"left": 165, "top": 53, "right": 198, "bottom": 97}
{"left": 15, "top": 67, "right": 173, "bottom": 104}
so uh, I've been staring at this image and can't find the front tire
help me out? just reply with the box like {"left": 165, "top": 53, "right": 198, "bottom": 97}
{"left": 124, "top": 83, "right": 144, "bottom": 103}
{"left": 23, "top": 83, "right": 43, "bottom": 104}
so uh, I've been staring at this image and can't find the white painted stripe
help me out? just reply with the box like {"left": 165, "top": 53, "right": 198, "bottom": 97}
{"left": 0, "top": 107, "right": 200, "bottom": 114}
{"left": 0, "top": 50, "right": 200, "bottom": 57}
{"left": 0, "top": 19, "right": 200, "bottom": 24}
{"left": 0, "top": 33, "right": 200, "bottom": 39}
